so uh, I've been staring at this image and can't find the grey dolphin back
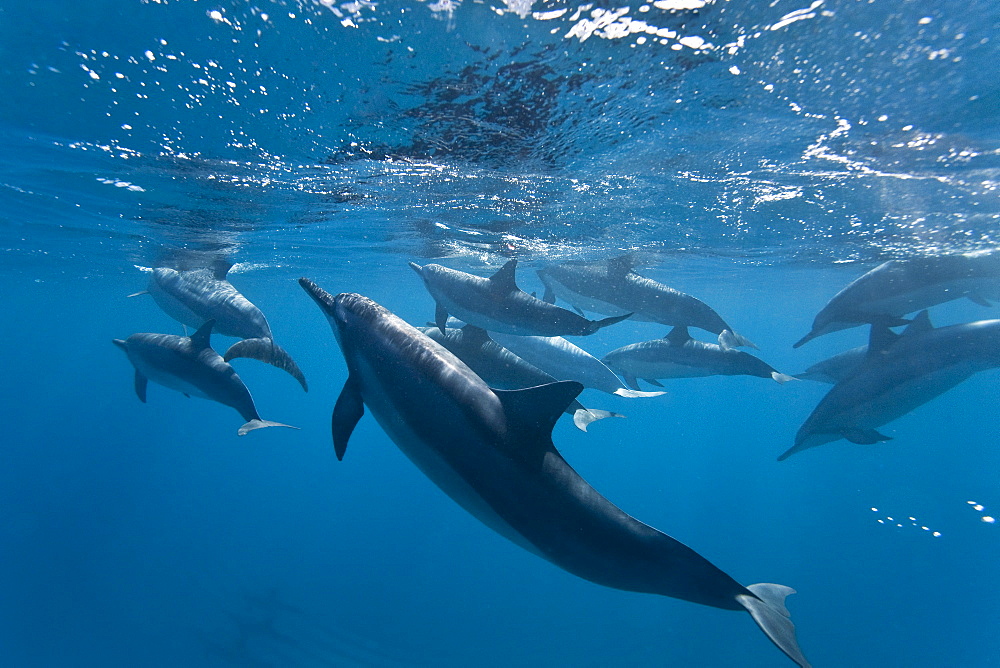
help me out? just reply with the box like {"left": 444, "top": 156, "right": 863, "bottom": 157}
{"left": 224, "top": 337, "right": 309, "bottom": 392}
{"left": 737, "top": 584, "right": 811, "bottom": 668}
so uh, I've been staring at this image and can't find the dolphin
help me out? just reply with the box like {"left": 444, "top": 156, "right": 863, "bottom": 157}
{"left": 796, "top": 346, "right": 868, "bottom": 384}
{"left": 602, "top": 327, "right": 795, "bottom": 389}
{"left": 409, "top": 259, "right": 632, "bottom": 336}
{"left": 487, "top": 330, "right": 665, "bottom": 398}
{"left": 793, "top": 250, "right": 1000, "bottom": 348}
{"left": 781, "top": 311, "right": 1000, "bottom": 460}
{"left": 537, "top": 258, "right": 756, "bottom": 350}
{"left": 419, "top": 325, "right": 622, "bottom": 431}
{"left": 133, "top": 261, "right": 308, "bottom": 391}
{"left": 112, "top": 320, "right": 297, "bottom": 436}
{"left": 298, "top": 279, "right": 810, "bottom": 667}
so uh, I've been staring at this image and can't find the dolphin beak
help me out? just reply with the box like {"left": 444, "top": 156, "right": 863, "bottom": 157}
{"left": 298, "top": 277, "right": 338, "bottom": 317}
{"left": 792, "top": 330, "right": 817, "bottom": 348}
{"left": 112, "top": 339, "right": 128, "bottom": 352}
{"left": 408, "top": 262, "right": 424, "bottom": 277}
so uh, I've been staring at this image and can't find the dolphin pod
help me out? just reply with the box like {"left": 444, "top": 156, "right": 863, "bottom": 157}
{"left": 780, "top": 311, "right": 1000, "bottom": 460}
{"left": 793, "top": 250, "right": 1000, "bottom": 348}
{"left": 136, "top": 262, "right": 308, "bottom": 391}
{"left": 603, "top": 326, "right": 795, "bottom": 389}
{"left": 299, "top": 279, "right": 811, "bottom": 667}
{"left": 112, "top": 320, "right": 297, "bottom": 436}
{"left": 409, "top": 259, "right": 632, "bottom": 336}
{"left": 537, "top": 257, "right": 756, "bottom": 350}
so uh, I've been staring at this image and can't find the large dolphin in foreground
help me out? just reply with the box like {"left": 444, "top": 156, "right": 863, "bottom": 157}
{"left": 793, "top": 251, "right": 1000, "bottom": 348}
{"left": 409, "top": 259, "right": 631, "bottom": 336}
{"left": 299, "top": 279, "right": 810, "bottom": 667}
{"left": 419, "top": 325, "right": 623, "bottom": 432}
{"left": 133, "top": 262, "right": 308, "bottom": 391}
{"left": 781, "top": 311, "right": 1000, "bottom": 460}
{"left": 113, "top": 320, "right": 297, "bottom": 436}
{"left": 537, "top": 258, "right": 756, "bottom": 350}
{"left": 603, "top": 326, "right": 795, "bottom": 389}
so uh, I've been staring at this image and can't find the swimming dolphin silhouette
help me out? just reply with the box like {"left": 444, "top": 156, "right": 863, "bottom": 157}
{"left": 537, "top": 258, "right": 756, "bottom": 350}
{"left": 603, "top": 326, "right": 795, "bottom": 389}
{"left": 781, "top": 311, "right": 1000, "bottom": 460}
{"left": 419, "top": 325, "right": 622, "bottom": 431}
{"left": 299, "top": 279, "right": 810, "bottom": 667}
{"left": 133, "top": 262, "right": 307, "bottom": 391}
{"left": 112, "top": 320, "right": 297, "bottom": 436}
{"left": 796, "top": 346, "right": 868, "bottom": 384}
{"left": 487, "top": 330, "right": 664, "bottom": 398}
{"left": 793, "top": 251, "right": 1000, "bottom": 348}
{"left": 409, "top": 259, "right": 631, "bottom": 336}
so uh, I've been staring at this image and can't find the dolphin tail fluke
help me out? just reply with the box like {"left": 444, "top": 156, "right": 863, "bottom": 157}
{"left": 572, "top": 408, "right": 624, "bottom": 432}
{"left": 587, "top": 312, "right": 633, "bottom": 334}
{"left": 224, "top": 338, "right": 309, "bottom": 392}
{"left": 613, "top": 387, "right": 666, "bottom": 398}
{"left": 238, "top": 419, "right": 299, "bottom": 436}
{"left": 770, "top": 372, "right": 798, "bottom": 384}
{"left": 737, "top": 583, "right": 811, "bottom": 668}
{"left": 719, "top": 329, "right": 757, "bottom": 350}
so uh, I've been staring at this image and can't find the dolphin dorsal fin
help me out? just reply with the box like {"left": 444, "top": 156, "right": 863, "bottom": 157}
{"left": 493, "top": 381, "right": 584, "bottom": 451}
{"left": 664, "top": 326, "right": 691, "bottom": 344}
{"left": 902, "top": 310, "right": 933, "bottom": 336}
{"left": 606, "top": 255, "right": 633, "bottom": 279}
{"left": 190, "top": 319, "right": 216, "bottom": 349}
{"left": 867, "top": 323, "right": 899, "bottom": 355}
{"left": 488, "top": 259, "right": 519, "bottom": 292}
{"left": 460, "top": 324, "right": 492, "bottom": 346}
{"left": 211, "top": 259, "right": 234, "bottom": 280}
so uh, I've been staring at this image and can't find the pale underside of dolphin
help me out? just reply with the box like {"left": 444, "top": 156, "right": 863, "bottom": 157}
{"left": 113, "top": 320, "right": 297, "bottom": 436}
{"left": 299, "top": 279, "right": 810, "bottom": 668}
{"left": 409, "top": 259, "right": 633, "bottom": 337}
{"left": 131, "top": 263, "right": 308, "bottom": 391}
{"left": 487, "top": 330, "right": 664, "bottom": 398}
{"left": 536, "top": 258, "right": 756, "bottom": 350}
{"left": 419, "top": 324, "right": 623, "bottom": 431}
{"left": 793, "top": 251, "right": 1000, "bottom": 348}
{"left": 603, "top": 326, "right": 795, "bottom": 389}
{"left": 781, "top": 311, "right": 1000, "bottom": 460}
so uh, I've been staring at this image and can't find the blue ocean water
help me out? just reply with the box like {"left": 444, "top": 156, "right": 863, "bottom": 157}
{"left": 1, "top": 1, "right": 998, "bottom": 666}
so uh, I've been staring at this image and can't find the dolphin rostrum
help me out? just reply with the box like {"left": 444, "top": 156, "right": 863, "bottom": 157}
{"left": 487, "top": 330, "right": 664, "bottom": 398}
{"left": 603, "top": 326, "right": 795, "bottom": 390}
{"left": 112, "top": 320, "right": 297, "bottom": 436}
{"left": 781, "top": 311, "right": 1000, "bottom": 460}
{"left": 409, "top": 259, "right": 632, "bottom": 336}
{"left": 299, "top": 279, "right": 810, "bottom": 667}
{"left": 134, "top": 262, "right": 307, "bottom": 391}
{"left": 537, "top": 258, "right": 756, "bottom": 350}
{"left": 419, "top": 325, "right": 622, "bottom": 432}
{"left": 793, "top": 251, "right": 1000, "bottom": 348}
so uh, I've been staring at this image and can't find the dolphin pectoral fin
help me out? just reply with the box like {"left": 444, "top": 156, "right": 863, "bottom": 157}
{"left": 541, "top": 284, "right": 556, "bottom": 304}
{"left": 126, "top": 290, "right": 149, "bottom": 298}
{"left": 587, "top": 312, "right": 633, "bottom": 334}
{"left": 644, "top": 378, "right": 665, "bottom": 387}
{"left": 238, "top": 419, "right": 299, "bottom": 436}
{"left": 435, "top": 303, "right": 450, "bottom": 334}
{"left": 622, "top": 374, "right": 641, "bottom": 391}
{"left": 134, "top": 370, "right": 148, "bottom": 403}
{"left": 573, "top": 306, "right": 586, "bottom": 316}
{"left": 867, "top": 324, "right": 900, "bottom": 355}
{"left": 737, "top": 584, "right": 811, "bottom": 668}
{"left": 332, "top": 376, "right": 365, "bottom": 461}
{"left": 841, "top": 428, "right": 892, "bottom": 445}
{"left": 968, "top": 293, "right": 992, "bottom": 307}
{"left": 571, "top": 408, "right": 624, "bottom": 432}
{"left": 718, "top": 329, "right": 758, "bottom": 350}
{"left": 771, "top": 372, "right": 797, "bottom": 384}
{"left": 493, "top": 381, "right": 584, "bottom": 443}
{"left": 901, "top": 310, "right": 933, "bottom": 336}
{"left": 224, "top": 338, "right": 309, "bottom": 392}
